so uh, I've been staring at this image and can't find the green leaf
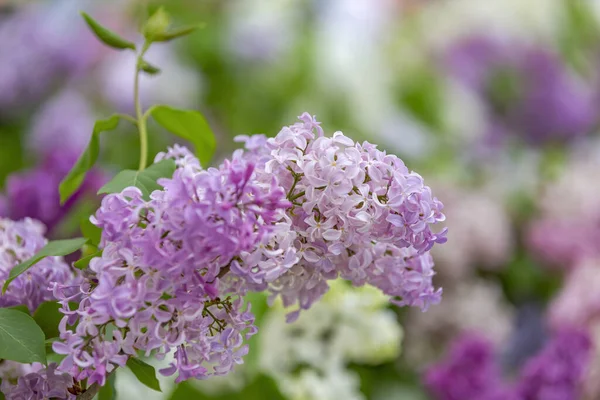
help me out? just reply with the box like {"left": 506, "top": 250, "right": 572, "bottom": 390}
{"left": 97, "top": 159, "right": 176, "bottom": 200}
{"left": 0, "top": 308, "right": 46, "bottom": 364}
{"left": 81, "top": 12, "right": 136, "bottom": 50}
{"left": 2, "top": 238, "right": 88, "bottom": 294}
{"left": 32, "top": 302, "right": 63, "bottom": 339}
{"left": 80, "top": 217, "right": 102, "bottom": 246}
{"left": 8, "top": 305, "right": 30, "bottom": 315}
{"left": 143, "top": 7, "right": 171, "bottom": 41}
{"left": 140, "top": 59, "right": 161, "bottom": 75}
{"left": 98, "top": 371, "right": 117, "bottom": 400}
{"left": 59, "top": 115, "right": 124, "bottom": 204}
{"left": 74, "top": 249, "right": 103, "bottom": 270}
{"left": 150, "top": 106, "right": 216, "bottom": 166}
{"left": 126, "top": 357, "right": 162, "bottom": 392}
{"left": 244, "top": 292, "right": 268, "bottom": 371}
{"left": 151, "top": 24, "right": 203, "bottom": 42}
{"left": 398, "top": 67, "right": 445, "bottom": 131}
{"left": 52, "top": 193, "right": 97, "bottom": 239}
{"left": 167, "top": 382, "right": 203, "bottom": 400}
{"left": 168, "top": 374, "right": 284, "bottom": 400}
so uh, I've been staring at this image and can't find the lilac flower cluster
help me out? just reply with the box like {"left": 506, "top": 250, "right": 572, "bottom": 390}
{"left": 51, "top": 113, "right": 446, "bottom": 388}
{"left": 424, "top": 330, "right": 592, "bottom": 400}
{"left": 236, "top": 113, "right": 447, "bottom": 319}
{"left": 53, "top": 148, "right": 292, "bottom": 385}
{"left": 0, "top": 362, "right": 75, "bottom": 400}
{"left": 0, "top": 218, "right": 75, "bottom": 312}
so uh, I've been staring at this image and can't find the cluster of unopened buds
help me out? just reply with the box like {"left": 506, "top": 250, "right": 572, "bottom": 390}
{"left": 0, "top": 114, "right": 446, "bottom": 398}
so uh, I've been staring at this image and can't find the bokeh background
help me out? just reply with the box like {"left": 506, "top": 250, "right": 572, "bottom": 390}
{"left": 2, "top": 0, "right": 600, "bottom": 399}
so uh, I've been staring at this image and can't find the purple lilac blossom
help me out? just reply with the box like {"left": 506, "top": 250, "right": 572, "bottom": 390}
{"left": 517, "top": 329, "right": 592, "bottom": 400}
{"left": 28, "top": 89, "right": 95, "bottom": 155}
{"left": 424, "top": 334, "right": 515, "bottom": 400}
{"left": 424, "top": 329, "right": 592, "bottom": 400}
{"left": 0, "top": 2, "right": 102, "bottom": 112}
{"left": 52, "top": 113, "right": 446, "bottom": 387}
{"left": 0, "top": 196, "right": 7, "bottom": 217}
{"left": 527, "top": 218, "right": 600, "bottom": 269}
{"left": 52, "top": 148, "right": 291, "bottom": 385}
{"left": 549, "top": 258, "right": 600, "bottom": 329}
{"left": 0, "top": 218, "right": 77, "bottom": 313}
{"left": 526, "top": 152, "right": 600, "bottom": 270}
{"left": 0, "top": 363, "right": 75, "bottom": 400}
{"left": 1, "top": 87, "right": 105, "bottom": 235}
{"left": 236, "top": 113, "right": 447, "bottom": 319}
{"left": 1, "top": 151, "right": 105, "bottom": 235}
{"left": 445, "top": 36, "right": 596, "bottom": 146}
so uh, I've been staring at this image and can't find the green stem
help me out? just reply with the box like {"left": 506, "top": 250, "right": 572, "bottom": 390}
{"left": 289, "top": 190, "right": 305, "bottom": 201}
{"left": 135, "top": 41, "right": 151, "bottom": 171}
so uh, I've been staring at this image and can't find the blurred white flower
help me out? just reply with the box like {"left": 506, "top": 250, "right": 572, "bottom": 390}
{"left": 226, "top": 0, "right": 300, "bottom": 63}
{"left": 539, "top": 142, "right": 600, "bottom": 218}
{"left": 279, "top": 364, "right": 364, "bottom": 400}
{"left": 415, "top": 0, "right": 562, "bottom": 50}
{"left": 431, "top": 184, "right": 514, "bottom": 280}
{"left": 527, "top": 140, "right": 600, "bottom": 268}
{"left": 314, "top": 0, "right": 416, "bottom": 154}
{"left": 98, "top": 44, "right": 202, "bottom": 113}
{"left": 259, "top": 280, "right": 402, "bottom": 399}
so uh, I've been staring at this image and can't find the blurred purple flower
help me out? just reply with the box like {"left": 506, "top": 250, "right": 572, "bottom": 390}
{"left": 424, "top": 334, "right": 515, "bottom": 400}
{"left": 1, "top": 151, "right": 105, "bottom": 235}
{"left": 527, "top": 152, "right": 600, "bottom": 270}
{"left": 517, "top": 329, "right": 592, "bottom": 400}
{"left": 549, "top": 258, "right": 600, "bottom": 329}
{"left": 425, "top": 329, "right": 592, "bottom": 400}
{"left": 0, "top": 363, "right": 75, "bottom": 400}
{"left": 445, "top": 36, "right": 596, "bottom": 146}
{"left": 1, "top": 85, "right": 104, "bottom": 235}
{"left": 0, "top": 196, "right": 7, "bottom": 218}
{"left": 28, "top": 89, "right": 95, "bottom": 155}
{"left": 0, "top": 3, "right": 102, "bottom": 112}
{"left": 527, "top": 218, "right": 600, "bottom": 269}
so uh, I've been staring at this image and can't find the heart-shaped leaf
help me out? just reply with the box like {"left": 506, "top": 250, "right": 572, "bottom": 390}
{"left": 97, "top": 159, "right": 176, "bottom": 200}
{"left": 150, "top": 106, "right": 216, "bottom": 167}
{"left": 0, "top": 308, "right": 46, "bottom": 364}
